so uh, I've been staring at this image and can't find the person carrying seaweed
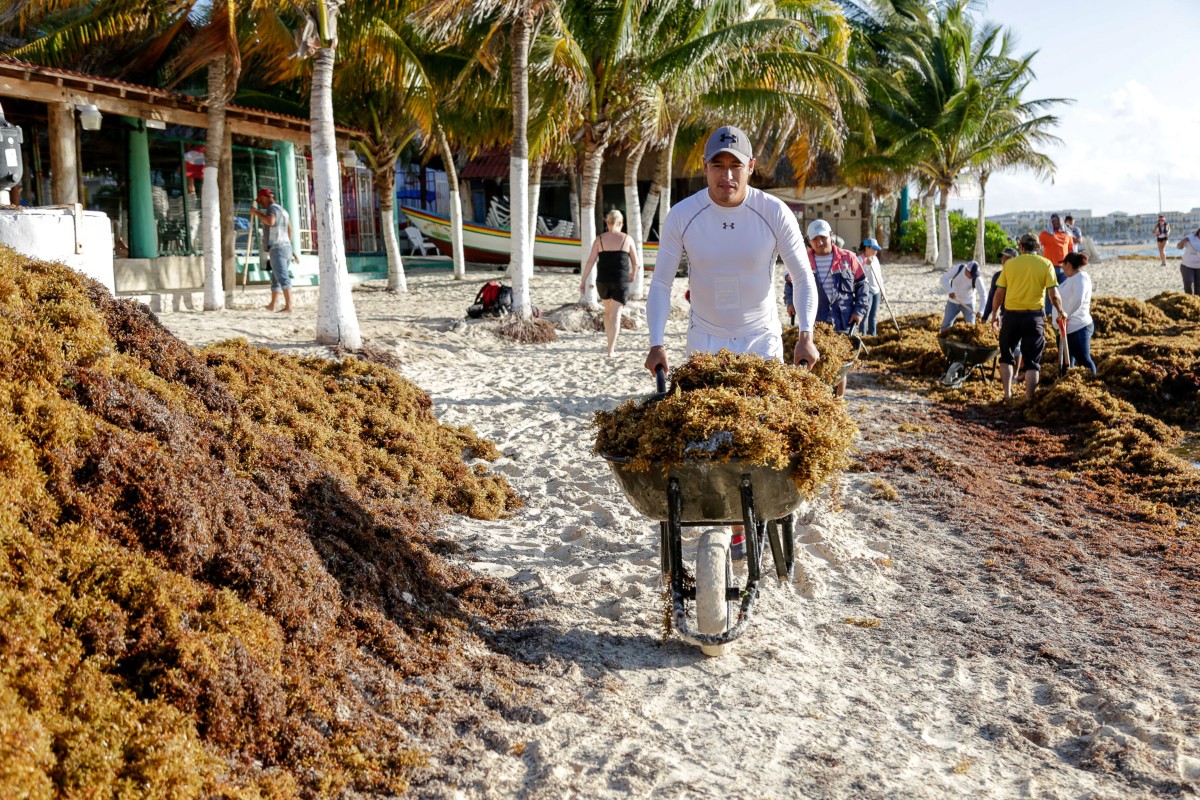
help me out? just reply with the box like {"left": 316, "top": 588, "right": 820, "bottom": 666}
{"left": 644, "top": 124, "right": 820, "bottom": 559}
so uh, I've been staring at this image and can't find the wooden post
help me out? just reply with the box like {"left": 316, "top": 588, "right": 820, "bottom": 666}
{"left": 47, "top": 102, "right": 78, "bottom": 205}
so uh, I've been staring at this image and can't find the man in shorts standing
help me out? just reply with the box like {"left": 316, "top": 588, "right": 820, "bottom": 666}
{"left": 990, "top": 233, "right": 1064, "bottom": 401}
{"left": 645, "top": 124, "right": 820, "bottom": 561}
{"left": 249, "top": 187, "right": 298, "bottom": 312}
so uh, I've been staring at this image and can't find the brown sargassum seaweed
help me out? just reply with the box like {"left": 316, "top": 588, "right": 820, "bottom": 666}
{"left": 782, "top": 321, "right": 857, "bottom": 385}
{"left": 864, "top": 297, "right": 1200, "bottom": 521}
{"left": 592, "top": 350, "right": 857, "bottom": 497}
{"left": 0, "top": 248, "right": 527, "bottom": 798}
{"left": 937, "top": 321, "right": 999, "bottom": 348}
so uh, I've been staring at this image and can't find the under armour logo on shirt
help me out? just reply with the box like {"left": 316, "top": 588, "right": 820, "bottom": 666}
{"left": 723, "top": 222, "right": 735, "bottom": 229}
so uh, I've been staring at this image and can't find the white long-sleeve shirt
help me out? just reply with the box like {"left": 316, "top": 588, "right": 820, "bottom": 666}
{"left": 647, "top": 187, "right": 817, "bottom": 347}
{"left": 862, "top": 254, "right": 885, "bottom": 294}
{"left": 1053, "top": 271, "right": 1093, "bottom": 334}
{"left": 939, "top": 263, "right": 983, "bottom": 313}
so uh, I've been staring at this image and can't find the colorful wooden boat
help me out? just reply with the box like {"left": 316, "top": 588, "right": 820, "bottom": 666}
{"left": 401, "top": 206, "right": 659, "bottom": 269}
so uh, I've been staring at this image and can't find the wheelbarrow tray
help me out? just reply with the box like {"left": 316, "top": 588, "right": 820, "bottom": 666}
{"left": 938, "top": 338, "right": 999, "bottom": 365}
{"left": 600, "top": 453, "right": 806, "bottom": 525}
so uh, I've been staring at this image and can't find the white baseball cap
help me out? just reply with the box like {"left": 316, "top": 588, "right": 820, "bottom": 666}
{"left": 807, "top": 219, "right": 832, "bottom": 239}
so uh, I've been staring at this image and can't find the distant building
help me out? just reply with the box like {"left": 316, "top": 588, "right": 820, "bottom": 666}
{"left": 989, "top": 207, "right": 1200, "bottom": 244}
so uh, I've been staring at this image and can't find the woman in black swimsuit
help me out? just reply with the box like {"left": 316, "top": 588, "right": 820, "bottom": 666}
{"left": 580, "top": 209, "right": 641, "bottom": 357}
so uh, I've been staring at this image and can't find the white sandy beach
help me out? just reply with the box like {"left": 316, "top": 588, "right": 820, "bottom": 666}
{"left": 159, "top": 254, "right": 1200, "bottom": 799}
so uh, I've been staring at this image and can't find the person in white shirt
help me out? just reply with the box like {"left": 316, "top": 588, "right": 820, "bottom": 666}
{"left": 1052, "top": 252, "right": 1095, "bottom": 373}
{"left": 938, "top": 260, "right": 984, "bottom": 330}
{"left": 860, "top": 238, "right": 885, "bottom": 335}
{"left": 645, "top": 125, "right": 819, "bottom": 375}
{"left": 644, "top": 125, "right": 820, "bottom": 563}
{"left": 1176, "top": 227, "right": 1200, "bottom": 294}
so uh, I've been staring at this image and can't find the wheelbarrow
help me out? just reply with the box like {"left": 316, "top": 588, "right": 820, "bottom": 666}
{"left": 938, "top": 338, "right": 999, "bottom": 388}
{"left": 599, "top": 369, "right": 805, "bottom": 657}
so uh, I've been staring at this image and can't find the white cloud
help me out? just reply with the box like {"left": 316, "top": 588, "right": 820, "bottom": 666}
{"left": 953, "top": 79, "right": 1200, "bottom": 217}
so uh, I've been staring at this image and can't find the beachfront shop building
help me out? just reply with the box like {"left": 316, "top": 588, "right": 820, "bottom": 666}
{"left": 0, "top": 59, "right": 391, "bottom": 297}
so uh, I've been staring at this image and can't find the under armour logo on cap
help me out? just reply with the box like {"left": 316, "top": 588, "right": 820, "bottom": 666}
{"left": 704, "top": 125, "right": 753, "bottom": 165}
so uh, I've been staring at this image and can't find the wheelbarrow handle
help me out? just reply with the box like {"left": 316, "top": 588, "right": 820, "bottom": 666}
{"left": 655, "top": 365, "right": 667, "bottom": 394}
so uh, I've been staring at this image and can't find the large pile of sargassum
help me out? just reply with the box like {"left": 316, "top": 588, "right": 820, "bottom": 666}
{"left": 0, "top": 248, "right": 528, "bottom": 798}
{"left": 866, "top": 300, "right": 1200, "bottom": 525}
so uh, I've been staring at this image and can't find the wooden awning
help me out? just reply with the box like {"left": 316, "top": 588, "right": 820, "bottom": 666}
{"left": 0, "top": 58, "right": 367, "bottom": 148}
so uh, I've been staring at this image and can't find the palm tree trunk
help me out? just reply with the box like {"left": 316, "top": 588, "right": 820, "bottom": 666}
{"left": 528, "top": 158, "right": 542, "bottom": 243}
{"left": 923, "top": 186, "right": 938, "bottom": 266}
{"left": 658, "top": 123, "right": 678, "bottom": 225}
{"left": 567, "top": 163, "right": 580, "bottom": 232}
{"left": 379, "top": 163, "right": 407, "bottom": 293}
{"left": 973, "top": 172, "right": 989, "bottom": 268}
{"left": 937, "top": 185, "right": 952, "bottom": 272}
{"left": 578, "top": 135, "right": 607, "bottom": 308}
{"left": 641, "top": 146, "right": 663, "bottom": 239}
{"left": 311, "top": 44, "right": 362, "bottom": 349}
{"left": 219, "top": 124, "right": 235, "bottom": 293}
{"left": 202, "top": 60, "right": 226, "bottom": 310}
{"left": 507, "top": 6, "right": 534, "bottom": 318}
{"left": 624, "top": 141, "right": 647, "bottom": 299}
{"left": 435, "top": 124, "right": 466, "bottom": 280}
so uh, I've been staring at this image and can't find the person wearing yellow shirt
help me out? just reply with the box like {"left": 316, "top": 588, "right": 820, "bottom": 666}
{"left": 990, "top": 233, "right": 1065, "bottom": 401}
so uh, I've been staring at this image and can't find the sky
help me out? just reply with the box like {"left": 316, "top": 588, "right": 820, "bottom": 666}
{"left": 942, "top": 0, "right": 1200, "bottom": 218}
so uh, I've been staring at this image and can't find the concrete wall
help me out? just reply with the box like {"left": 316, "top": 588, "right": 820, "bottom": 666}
{"left": 0, "top": 207, "right": 114, "bottom": 293}
{"left": 114, "top": 255, "right": 204, "bottom": 292}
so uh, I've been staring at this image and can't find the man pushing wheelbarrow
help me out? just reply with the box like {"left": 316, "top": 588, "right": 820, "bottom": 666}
{"left": 619, "top": 125, "right": 852, "bottom": 656}
{"left": 644, "top": 125, "right": 820, "bottom": 574}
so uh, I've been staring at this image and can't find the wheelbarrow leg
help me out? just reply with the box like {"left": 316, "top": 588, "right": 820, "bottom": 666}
{"left": 659, "top": 521, "right": 670, "bottom": 580}
{"left": 739, "top": 475, "right": 762, "bottom": 585}
{"left": 767, "top": 519, "right": 790, "bottom": 581}
{"left": 667, "top": 477, "right": 685, "bottom": 600}
{"left": 781, "top": 513, "right": 796, "bottom": 580}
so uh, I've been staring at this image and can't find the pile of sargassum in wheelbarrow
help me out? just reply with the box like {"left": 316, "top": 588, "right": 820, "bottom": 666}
{"left": 592, "top": 348, "right": 857, "bottom": 656}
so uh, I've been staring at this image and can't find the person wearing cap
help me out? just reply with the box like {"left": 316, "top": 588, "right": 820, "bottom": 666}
{"left": 249, "top": 187, "right": 298, "bottom": 312}
{"left": 990, "top": 233, "right": 1065, "bottom": 401}
{"left": 938, "top": 259, "right": 983, "bottom": 331}
{"left": 645, "top": 124, "right": 819, "bottom": 374}
{"left": 781, "top": 217, "right": 867, "bottom": 396}
{"left": 645, "top": 125, "right": 820, "bottom": 565}
{"left": 1154, "top": 215, "right": 1171, "bottom": 266}
{"left": 859, "top": 238, "right": 885, "bottom": 336}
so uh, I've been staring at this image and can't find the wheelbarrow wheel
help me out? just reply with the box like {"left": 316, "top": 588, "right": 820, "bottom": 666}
{"left": 696, "top": 529, "right": 733, "bottom": 657}
{"left": 940, "top": 361, "right": 968, "bottom": 388}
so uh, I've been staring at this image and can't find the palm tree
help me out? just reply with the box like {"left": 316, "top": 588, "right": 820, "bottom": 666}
{"left": 422, "top": 0, "right": 560, "bottom": 319}
{"left": 596, "top": 0, "right": 860, "bottom": 301}
{"left": 335, "top": 91, "right": 421, "bottom": 292}
{"left": 868, "top": 0, "right": 1062, "bottom": 272}
{"left": 250, "top": 0, "right": 362, "bottom": 346}
{"left": 165, "top": 1, "right": 242, "bottom": 311}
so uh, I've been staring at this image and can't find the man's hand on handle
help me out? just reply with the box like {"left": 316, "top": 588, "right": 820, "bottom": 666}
{"left": 645, "top": 345, "right": 668, "bottom": 376}
{"left": 793, "top": 330, "right": 820, "bottom": 369}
